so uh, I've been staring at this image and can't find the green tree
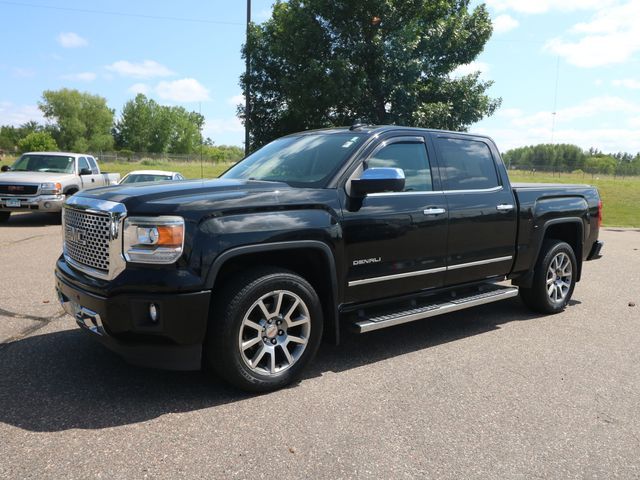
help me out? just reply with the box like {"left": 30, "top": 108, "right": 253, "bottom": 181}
{"left": 114, "top": 94, "right": 154, "bottom": 152}
{"left": 17, "top": 131, "right": 59, "bottom": 153}
{"left": 241, "top": 0, "right": 500, "bottom": 150}
{"left": 39, "top": 88, "right": 114, "bottom": 152}
{"left": 114, "top": 94, "right": 204, "bottom": 154}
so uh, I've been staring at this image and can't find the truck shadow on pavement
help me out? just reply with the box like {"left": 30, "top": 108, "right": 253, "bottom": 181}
{"left": 0, "top": 297, "right": 564, "bottom": 432}
{"left": 1, "top": 212, "right": 61, "bottom": 227}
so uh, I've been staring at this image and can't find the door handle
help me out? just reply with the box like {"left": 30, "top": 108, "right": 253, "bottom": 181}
{"left": 496, "top": 204, "right": 514, "bottom": 212}
{"left": 423, "top": 207, "right": 446, "bottom": 216}
{"left": 91, "top": 178, "right": 95, "bottom": 182}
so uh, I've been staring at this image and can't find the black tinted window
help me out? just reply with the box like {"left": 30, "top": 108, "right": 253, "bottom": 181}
{"left": 367, "top": 142, "right": 432, "bottom": 192}
{"left": 436, "top": 138, "right": 499, "bottom": 190}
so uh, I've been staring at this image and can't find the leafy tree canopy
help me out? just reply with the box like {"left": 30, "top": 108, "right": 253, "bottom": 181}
{"left": 39, "top": 88, "right": 114, "bottom": 152}
{"left": 240, "top": 0, "right": 500, "bottom": 149}
{"left": 17, "top": 131, "right": 59, "bottom": 153}
{"left": 114, "top": 94, "right": 204, "bottom": 154}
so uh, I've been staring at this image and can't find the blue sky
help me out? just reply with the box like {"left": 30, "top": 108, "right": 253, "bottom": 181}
{"left": 1, "top": 0, "right": 639, "bottom": 153}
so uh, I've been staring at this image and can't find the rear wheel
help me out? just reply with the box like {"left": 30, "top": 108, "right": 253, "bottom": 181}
{"left": 205, "top": 268, "right": 323, "bottom": 392}
{"left": 520, "top": 240, "right": 577, "bottom": 314}
{"left": 0, "top": 212, "right": 10, "bottom": 223}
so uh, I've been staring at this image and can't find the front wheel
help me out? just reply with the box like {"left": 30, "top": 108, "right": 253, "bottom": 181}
{"left": 520, "top": 240, "right": 577, "bottom": 314}
{"left": 205, "top": 268, "right": 323, "bottom": 392}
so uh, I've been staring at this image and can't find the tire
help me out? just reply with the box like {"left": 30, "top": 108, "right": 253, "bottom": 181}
{"left": 0, "top": 212, "right": 10, "bottom": 223}
{"left": 520, "top": 240, "right": 577, "bottom": 314}
{"left": 205, "top": 267, "right": 323, "bottom": 392}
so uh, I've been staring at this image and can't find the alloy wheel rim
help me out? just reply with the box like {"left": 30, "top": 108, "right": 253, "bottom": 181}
{"left": 238, "top": 290, "right": 311, "bottom": 375}
{"left": 546, "top": 252, "right": 572, "bottom": 303}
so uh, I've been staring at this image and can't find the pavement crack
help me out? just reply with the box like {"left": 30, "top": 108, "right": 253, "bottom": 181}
{"left": 0, "top": 306, "right": 64, "bottom": 322}
{"left": 0, "top": 233, "right": 50, "bottom": 247}
{"left": 0, "top": 310, "right": 67, "bottom": 348}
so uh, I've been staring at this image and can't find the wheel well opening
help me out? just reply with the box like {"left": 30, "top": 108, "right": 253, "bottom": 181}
{"left": 213, "top": 248, "right": 338, "bottom": 342}
{"left": 544, "top": 222, "right": 583, "bottom": 279}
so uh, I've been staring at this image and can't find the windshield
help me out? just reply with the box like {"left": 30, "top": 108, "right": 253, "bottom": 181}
{"left": 11, "top": 154, "right": 75, "bottom": 174}
{"left": 221, "top": 133, "right": 366, "bottom": 188}
{"left": 121, "top": 174, "right": 173, "bottom": 184}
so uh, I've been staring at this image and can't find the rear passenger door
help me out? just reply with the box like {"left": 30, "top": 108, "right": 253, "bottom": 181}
{"left": 431, "top": 134, "right": 517, "bottom": 286}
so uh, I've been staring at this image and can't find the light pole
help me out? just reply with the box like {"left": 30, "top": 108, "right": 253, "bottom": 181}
{"left": 244, "top": 0, "right": 251, "bottom": 156}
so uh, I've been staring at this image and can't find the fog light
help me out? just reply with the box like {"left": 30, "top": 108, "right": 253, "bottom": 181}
{"left": 44, "top": 202, "right": 51, "bottom": 209}
{"left": 149, "top": 303, "right": 159, "bottom": 322}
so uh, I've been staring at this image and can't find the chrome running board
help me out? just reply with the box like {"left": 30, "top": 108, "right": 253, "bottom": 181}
{"left": 354, "top": 284, "right": 519, "bottom": 333}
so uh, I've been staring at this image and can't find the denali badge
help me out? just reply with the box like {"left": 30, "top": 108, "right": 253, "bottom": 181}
{"left": 66, "top": 226, "right": 87, "bottom": 246}
{"left": 353, "top": 257, "right": 382, "bottom": 266}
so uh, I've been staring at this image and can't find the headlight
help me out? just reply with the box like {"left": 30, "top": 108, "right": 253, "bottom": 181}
{"left": 41, "top": 182, "right": 62, "bottom": 195}
{"left": 123, "top": 216, "right": 185, "bottom": 264}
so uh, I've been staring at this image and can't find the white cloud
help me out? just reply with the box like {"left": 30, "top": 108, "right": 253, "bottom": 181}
{"left": 106, "top": 60, "right": 174, "bottom": 79}
{"left": 510, "top": 96, "right": 637, "bottom": 128}
{"left": 57, "top": 32, "right": 88, "bottom": 48}
{"left": 11, "top": 67, "right": 35, "bottom": 78}
{"left": 156, "top": 78, "right": 210, "bottom": 102}
{"left": 613, "top": 79, "right": 640, "bottom": 89}
{"left": 493, "top": 14, "right": 519, "bottom": 34}
{"left": 485, "top": 0, "right": 615, "bottom": 14}
{"left": 0, "top": 102, "right": 45, "bottom": 126}
{"left": 451, "top": 61, "right": 490, "bottom": 79}
{"left": 478, "top": 125, "right": 640, "bottom": 154}
{"left": 61, "top": 71, "right": 96, "bottom": 82}
{"left": 203, "top": 117, "right": 244, "bottom": 137}
{"left": 545, "top": 1, "right": 640, "bottom": 68}
{"left": 227, "top": 93, "right": 245, "bottom": 106}
{"left": 497, "top": 107, "right": 524, "bottom": 119}
{"left": 128, "top": 83, "right": 151, "bottom": 95}
{"left": 476, "top": 95, "right": 640, "bottom": 152}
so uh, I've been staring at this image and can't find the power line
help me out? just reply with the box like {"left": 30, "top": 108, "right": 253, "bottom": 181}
{"left": 0, "top": 0, "right": 244, "bottom": 25}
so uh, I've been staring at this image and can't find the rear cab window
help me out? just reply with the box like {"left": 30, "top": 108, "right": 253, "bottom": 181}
{"left": 434, "top": 137, "right": 500, "bottom": 191}
{"left": 87, "top": 157, "right": 99, "bottom": 174}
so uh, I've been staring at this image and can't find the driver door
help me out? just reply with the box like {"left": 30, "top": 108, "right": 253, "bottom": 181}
{"left": 341, "top": 135, "right": 449, "bottom": 304}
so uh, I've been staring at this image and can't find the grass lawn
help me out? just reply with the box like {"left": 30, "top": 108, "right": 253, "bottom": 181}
{"left": 1, "top": 158, "right": 638, "bottom": 227}
{"left": 101, "top": 160, "right": 234, "bottom": 180}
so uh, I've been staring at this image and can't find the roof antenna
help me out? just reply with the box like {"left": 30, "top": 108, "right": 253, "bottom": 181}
{"left": 350, "top": 119, "right": 366, "bottom": 131}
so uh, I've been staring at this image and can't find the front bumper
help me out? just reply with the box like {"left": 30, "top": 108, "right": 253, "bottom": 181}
{"left": 55, "top": 270, "right": 211, "bottom": 371}
{"left": 0, "top": 194, "right": 65, "bottom": 212}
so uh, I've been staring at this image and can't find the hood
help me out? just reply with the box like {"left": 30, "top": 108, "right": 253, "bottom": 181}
{"left": 0, "top": 171, "right": 77, "bottom": 185}
{"left": 74, "top": 178, "right": 295, "bottom": 215}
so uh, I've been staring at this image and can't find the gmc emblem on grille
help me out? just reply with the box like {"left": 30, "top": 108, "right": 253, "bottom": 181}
{"left": 7, "top": 185, "right": 24, "bottom": 192}
{"left": 66, "top": 226, "right": 87, "bottom": 245}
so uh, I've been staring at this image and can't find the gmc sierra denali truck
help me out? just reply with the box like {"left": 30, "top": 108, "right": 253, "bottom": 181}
{"left": 0, "top": 152, "right": 120, "bottom": 221}
{"left": 55, "top": 126, "right": 603, "bottom": 392}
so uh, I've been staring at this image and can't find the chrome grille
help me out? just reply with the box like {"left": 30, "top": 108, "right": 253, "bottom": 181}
{"left": 64, "top": 208, "right": 111, "bottom": 272}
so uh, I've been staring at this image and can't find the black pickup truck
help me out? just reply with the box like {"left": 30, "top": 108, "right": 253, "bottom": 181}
{"left": 55, "top": 126, "right": 603, "bottom": 391}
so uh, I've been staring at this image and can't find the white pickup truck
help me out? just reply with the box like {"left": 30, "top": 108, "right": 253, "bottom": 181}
{"left": 0, "top": 151, "right": 120, "bottom": 221}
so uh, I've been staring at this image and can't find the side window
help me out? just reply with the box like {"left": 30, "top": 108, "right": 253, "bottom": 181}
{"left": 436, "top": 138, "right": 499, "bottom": 191}
{"left": 78, "top": 157, "right": 90, "bottom": 173}
{"left": 366, "top": 142, "right": 432, "bottom": 192}
{"left": 87, "top": 157, "right": 99, "bottom": 174}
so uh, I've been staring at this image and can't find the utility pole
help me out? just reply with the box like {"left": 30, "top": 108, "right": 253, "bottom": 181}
{"left": 244, "top": 0, "right": 251, "bottom": 156}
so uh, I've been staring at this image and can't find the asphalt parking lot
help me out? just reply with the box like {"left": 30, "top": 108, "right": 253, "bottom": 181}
{"left": 0, "top": 212, "right": 639, "bottom": 479}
